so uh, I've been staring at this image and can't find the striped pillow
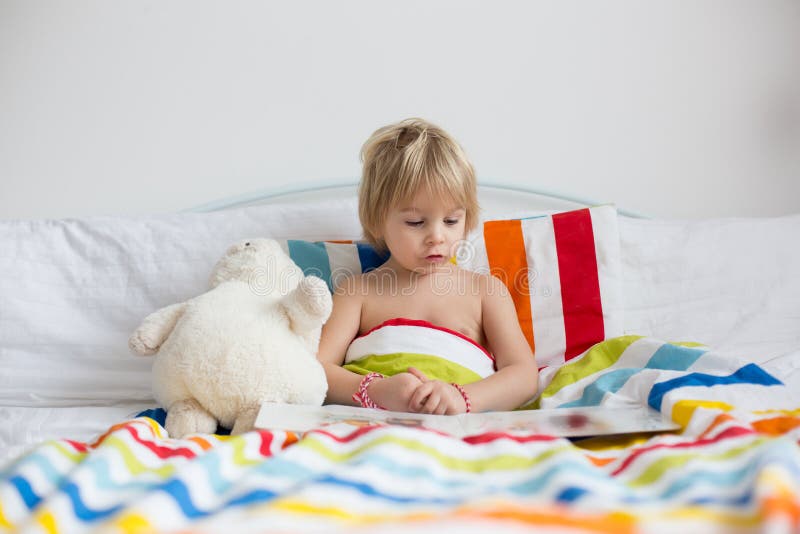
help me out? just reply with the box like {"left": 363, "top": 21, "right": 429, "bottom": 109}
{"left": 458, "top": 205, "right": 623, "bottom": 368}
{"left": 279, "top": 240, "right": 388, "bottom": 292}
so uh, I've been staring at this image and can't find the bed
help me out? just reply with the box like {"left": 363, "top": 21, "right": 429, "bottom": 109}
{"left": 1, "top": 183, "right": 799, "bottom": 533}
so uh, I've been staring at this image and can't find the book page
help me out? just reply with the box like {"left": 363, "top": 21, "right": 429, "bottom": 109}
{"left": 461, "top": 406, "right": 679, "bottom": 437}
{"left": 256, "top": 403, "right": 679, "bottom": 438}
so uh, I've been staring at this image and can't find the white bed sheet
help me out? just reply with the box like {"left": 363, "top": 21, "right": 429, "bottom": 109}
{"left": 619, "top": 214, "right": 800, "bottom": 363}
{"left": 0, "top": 403, "right": 154, "bottom": 466}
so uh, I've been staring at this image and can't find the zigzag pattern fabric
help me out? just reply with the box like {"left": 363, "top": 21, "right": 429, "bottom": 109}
{"left": 2, "top": 337, "right": 799, "bottom": 533}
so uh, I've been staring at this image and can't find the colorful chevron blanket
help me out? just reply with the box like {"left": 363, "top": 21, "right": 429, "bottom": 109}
{"left": 2, "top": 336, "right": 799, "bottom": 533}
{"left": 343, "top": 318, "right": 496, "bottom": 383}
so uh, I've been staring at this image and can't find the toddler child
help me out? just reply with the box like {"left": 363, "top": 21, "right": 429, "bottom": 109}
{"left": 316, "top": 118, "right": 538, "bottom": 414}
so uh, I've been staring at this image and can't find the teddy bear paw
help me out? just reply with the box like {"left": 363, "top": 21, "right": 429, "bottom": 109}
{"left": 231, "top": 405, "right": 260, "bottom": 435}
{"left": 165, "top": 399, "right": 217, "bottom": 439}
{"left": 296, "top": 276, "right": 333, "bottom": 319}
{"left": 128, "top": 330, "right": 160, "bottom": 356}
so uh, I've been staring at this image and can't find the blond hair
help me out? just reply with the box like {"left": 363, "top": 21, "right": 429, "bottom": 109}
{"left": 359, "top": 118, "right": 479, "bottom": 252}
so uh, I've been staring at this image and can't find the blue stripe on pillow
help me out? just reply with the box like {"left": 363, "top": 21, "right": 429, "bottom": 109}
{"left": 287, "top": 240, "right": 332, "bottom": 286}
{"left": 357, "top": 242, "right": 388, "bottom": 273}
{"left": 284, "top": 240, "right": 387, "bottom": 292}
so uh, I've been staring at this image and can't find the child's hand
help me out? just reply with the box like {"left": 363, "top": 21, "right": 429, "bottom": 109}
{"left": 407, "top": 367, "right": 468, "bottom": 415}
{"left": 367, "top": 372, "right": 423, "bottom": 412}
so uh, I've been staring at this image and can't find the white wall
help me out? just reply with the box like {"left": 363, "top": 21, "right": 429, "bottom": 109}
{"left": 1, "top": 0, "right": 798, "bottom": 220}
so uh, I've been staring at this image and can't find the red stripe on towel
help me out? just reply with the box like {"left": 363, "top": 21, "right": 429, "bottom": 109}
{"left": 553, "top": 209, "right": 604, "bottom": 360}
{"left": 358, "top": 317, "right": 493, "bottom": 360}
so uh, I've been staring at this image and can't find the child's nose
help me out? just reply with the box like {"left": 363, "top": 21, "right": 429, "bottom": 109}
{"left": 426, "top": 224, "right": 446, "bottom": 244}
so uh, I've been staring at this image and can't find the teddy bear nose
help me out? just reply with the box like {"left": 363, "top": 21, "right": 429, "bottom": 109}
{"left": 244, "top": 242, "right": 251, "bottom": 247}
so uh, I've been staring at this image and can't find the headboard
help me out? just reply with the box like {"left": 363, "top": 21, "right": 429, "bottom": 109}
{"left": 187, "top": 182, "right": 647, "bottom": 219}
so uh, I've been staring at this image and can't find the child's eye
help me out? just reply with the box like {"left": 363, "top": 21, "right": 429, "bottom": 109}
{"left": 405, "top": 221, "right": 424, "bottom": 227}
{"left": 444, "top": 219, "right": 460, "bottom": 226}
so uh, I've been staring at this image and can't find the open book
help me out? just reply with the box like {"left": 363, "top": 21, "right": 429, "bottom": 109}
{"left": 255, "top": 402, "right": 680, "bottom": 438}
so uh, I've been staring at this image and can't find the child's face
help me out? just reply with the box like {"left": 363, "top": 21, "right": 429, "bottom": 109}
{"left": 380, "top": 188, "right": 466, "bottom": 274}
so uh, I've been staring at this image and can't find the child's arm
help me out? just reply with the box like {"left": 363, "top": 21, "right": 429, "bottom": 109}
{"left": 409, "top": 275, "right": 538, "bottom": 414}
{"left": 316, "top": 288, "right": 365, "bottom": 405}
{"left": 316, "top": 278, "right": 422, "bottom": 409}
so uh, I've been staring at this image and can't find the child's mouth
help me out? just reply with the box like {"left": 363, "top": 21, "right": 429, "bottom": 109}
{"left": 425, "top": 254, "right": 445, "bottom": 263}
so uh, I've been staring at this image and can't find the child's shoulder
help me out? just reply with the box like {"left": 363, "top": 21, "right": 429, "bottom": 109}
{"left": 332, "top": 272, "right": 364, "bottom": 295}
{"left": 332, "top": 268, "right": 387, "bottom": 296}
{"left": 355, "top": 266, "right": 395, "bottom": 285}
{"left": 457, "top": 267, "right": 510, "bottom": 299}
{"left": 455, "top": 265, "right": 492, "bottom": 283}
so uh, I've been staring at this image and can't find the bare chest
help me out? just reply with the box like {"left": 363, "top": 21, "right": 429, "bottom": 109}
{"left": 360, "top": 278, "right": 484, "bottom": 346}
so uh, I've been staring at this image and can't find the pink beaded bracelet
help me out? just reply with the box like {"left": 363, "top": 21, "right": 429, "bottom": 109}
{"left": 451, "top": 383, "right": 472, "bottom": 413}
{"left": 352, "top": 372, "right": 385, "bottom": 409}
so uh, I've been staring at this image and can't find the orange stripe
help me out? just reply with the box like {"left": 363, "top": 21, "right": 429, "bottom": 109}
{"left": 763, "top": 494, "right": 800, "bottom": 526}
{"left": 326, "top": 240, "right": 353, "bottom": 244}
{"left": 90, "top": 420, "right": 137, "bottom": 448}
{"left": 752, "top": 416, "right": 800, "bottom": 436}
{"left": 484, "top": 220, "right": 534, "bottom": 353}
{"left": 187, "top": 436, "right": 214, "bottom": 450}
{"left": 284, "top": 432, "right": 299, "bottom": 447}
{"left": 698, "top": 413, "right": 735, "bottom": 439}
{"left": 460, "top": 506, "right": 635, "bottom": 533}
{"left": 587, "top": 456, "right": 616, "bottom": 467}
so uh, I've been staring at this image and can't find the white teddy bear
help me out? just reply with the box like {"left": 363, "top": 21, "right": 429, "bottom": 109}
{"left": 129, "top": 238, "right": 331, "bottom": 438}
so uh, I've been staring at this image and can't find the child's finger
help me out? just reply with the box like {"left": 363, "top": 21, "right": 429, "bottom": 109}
{"left": 409, "top": 382, "right": 433, "bottom": 411}
{"left": 407, "top": 367, "right": 429, "bottom": 382}
{"left": 420, "top": 391, "right": 441, "bottom": 414}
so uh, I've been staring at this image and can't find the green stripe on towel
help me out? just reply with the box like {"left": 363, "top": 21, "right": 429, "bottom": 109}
{"left": 344, "top": 353, "right": 482, "bottom": 385}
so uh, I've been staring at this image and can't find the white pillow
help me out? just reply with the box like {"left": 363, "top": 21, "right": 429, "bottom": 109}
{"left": 619, "top": 214, "right": 800, "bottom": 363}
{"left": 0, "top": 198, "right": 361, "bottom": 407}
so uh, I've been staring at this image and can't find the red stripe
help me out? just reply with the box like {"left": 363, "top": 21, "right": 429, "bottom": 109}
{"left": 358, "top": 317, "right": 493, "bottom": 360}
{"left": 311, "top": 425, "right": 384, "bottom": 442}
{"left": 64, "top": 439, "right": 88, "bottom": 453}
{"left": 312, "top": 423, "right": 459, "bottom": 442}
{"left": 257, "top": 429, "right": 276, "bottom": 456}
{"left": 552, "top": 209, "right": 604, "bottom": 360}
{"left": 311, "top": 425, "right": 562, "bottom": 445}
{"left": 462, "top": 432, "right": 561, "bottom": 445}
{"left": 610, "top": 425, "right": 754, "bottom": 476}
{"left": 124, "top": 424, "right": 198, "bottom": 459}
